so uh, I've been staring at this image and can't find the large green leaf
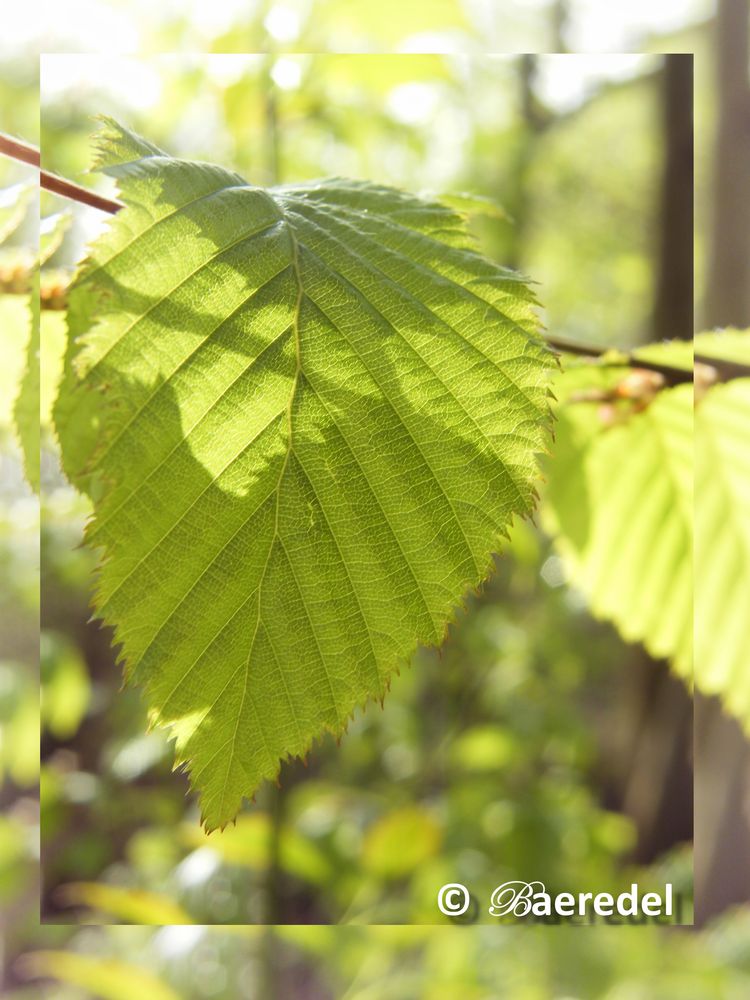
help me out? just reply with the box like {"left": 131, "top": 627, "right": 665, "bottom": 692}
{"left": 542, "top": 354, "right": 693, "bottom": 675}
{"left": 54, "top": 120, "right": 553, "bottom": 830}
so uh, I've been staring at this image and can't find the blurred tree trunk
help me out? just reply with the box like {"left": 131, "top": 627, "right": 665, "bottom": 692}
{"left": 705, "top": 0, "right": 750, "bottom": 327}
{"left": 652, "top": 55, "right": 693, "bottom": 341}
{"left": 695, "top": 697, "right": 750, "bottom": 923}
{"left": 605, "top": 57, "right": 695, "bottom": 866}
{"left": 695, "top": 0, "right": 750, "bottom": 925}
{"left": 551, "top": 0, "right": 569, "bottom": 52}
{"left": 504, "top": 55, "right": 545, "bottom": 270}
{"left": 613, "top": 657, "right": 693, "bottom": 865}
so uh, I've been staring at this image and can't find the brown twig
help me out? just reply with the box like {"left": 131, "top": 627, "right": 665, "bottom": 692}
{"left": 543, "top": 335, "right": 695, "bottom": 386}
{"left": 41, "top": 171, "right": 122, "bottom": 215}
{"left": 694, "top": 354, "right": 750, "bottom": 382}
{"left": 0, "top": 131, "right": 121, "bottom": 214}
{"left": 0, "top": 132, "right": 40, "bottom": 169}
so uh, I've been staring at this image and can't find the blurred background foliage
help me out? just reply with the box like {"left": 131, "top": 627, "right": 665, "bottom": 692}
{"left": 0, "top": 56, "right": 41, "bottom": 992}
{"left": 38, "top": 48, "right": 692, "bottom": 347}
{"left": 3, "top": 0, "right": 750, "bottom": 997}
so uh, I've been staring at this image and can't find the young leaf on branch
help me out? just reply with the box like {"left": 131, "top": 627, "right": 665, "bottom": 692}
{"left": 0, "top": 177, "right": 40, "bottom": 492}
{"left": 543, "top": 332, "right": 750, "bottom": 734}
{"left": 13, "top": 212, "right": 73, "bottom": 493}
{"left": 54, "top": 119, "right": 554, "bottom": 830}
{"left": 541, "top": 355, "right": 692, "bottom": 676}
{"left": 14, "top": 269, "right": 40, "bottom": 492}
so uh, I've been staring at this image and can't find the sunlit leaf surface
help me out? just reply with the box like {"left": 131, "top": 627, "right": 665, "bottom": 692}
{"left": 54, "top": 120, "right": 553, "bottom": 829}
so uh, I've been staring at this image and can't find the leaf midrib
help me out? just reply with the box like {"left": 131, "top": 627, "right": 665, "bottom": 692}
{"left": 213, "top": 201, "right": 306, "bottom": 819}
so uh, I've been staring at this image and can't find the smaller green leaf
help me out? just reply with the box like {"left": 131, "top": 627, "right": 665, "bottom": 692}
{"left": 695, "top": 328, "right": 750, "bottom": 365}
{"left": 694, "top": 330, "right": 750, "bottom": 728}
{"left": 14, "top": 212, "right": 73, "bottom": 491}
{"left": 40, "top": 210, "right": 72, "bottom": 266}
{"left": 1, "top": 177, "right": 39, "bottom": 491}
{"left": 632, "top": 338, "right": 693, "bottom": 371}
{"left": 0, "top": 181, "right": 34, "bottom": 244}
{"left": 13, "top": 270, "right": 39, "bottom": 492}
{"left": 542, "top": 354, "right": 692, "bottom": 675}
{"left": 546, "top": 331, "right": 750, "bottom": 734}
{"left": 0, "top": 295, "right": 28, "bottom": 428}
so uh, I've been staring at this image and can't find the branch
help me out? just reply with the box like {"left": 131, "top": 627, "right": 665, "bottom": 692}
{"left": 0, "top": 131, "right": 121, "bottom": 214}
{"left": 543, "top": 335, "right": 695, "bottom": 386}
